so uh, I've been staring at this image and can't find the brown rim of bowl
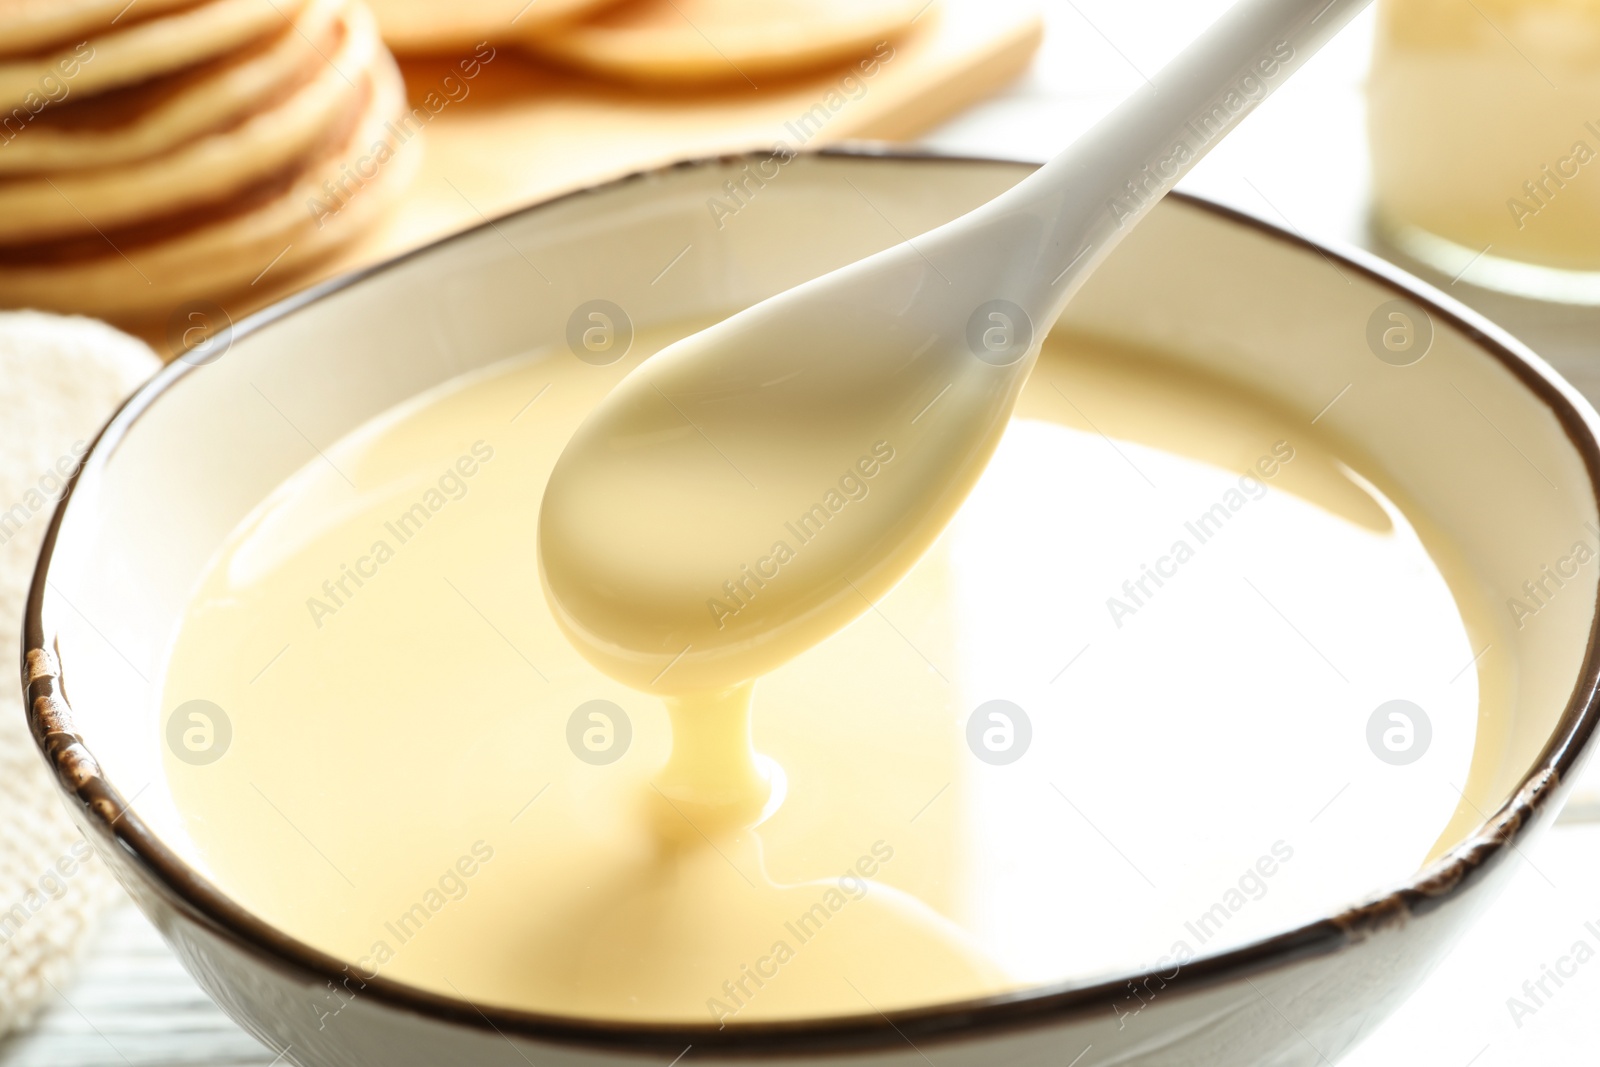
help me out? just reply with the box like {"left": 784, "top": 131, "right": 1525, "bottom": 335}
{"left": 22, "top": 146, "right": 1600, "bottom": 1058}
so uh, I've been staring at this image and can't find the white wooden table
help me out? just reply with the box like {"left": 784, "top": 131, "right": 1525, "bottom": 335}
{"left": 10, "top": 4, "right": 1600, "bottom": 1064}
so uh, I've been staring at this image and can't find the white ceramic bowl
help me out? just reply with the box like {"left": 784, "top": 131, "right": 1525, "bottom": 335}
{"left": 25, "top": 150, "right": 1600, "bottom": 1066}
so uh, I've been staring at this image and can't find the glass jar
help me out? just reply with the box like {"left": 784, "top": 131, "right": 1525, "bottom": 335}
{"left": 1368, "top": 0, "right": 1600, "bottom": 300}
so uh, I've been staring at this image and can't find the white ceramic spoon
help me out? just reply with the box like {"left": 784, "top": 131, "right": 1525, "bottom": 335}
{"left": 540, "top": 0, "right": 1372, "bottom": 695}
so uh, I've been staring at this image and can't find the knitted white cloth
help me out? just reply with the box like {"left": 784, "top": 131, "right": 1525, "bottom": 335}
{"left": 0, "top": 312, "right": 160, "bottom": 1038}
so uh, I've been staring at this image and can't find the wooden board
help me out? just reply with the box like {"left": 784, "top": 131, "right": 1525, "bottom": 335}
{"left": 138, "top": 0, "right": 1041, "bottom": 352}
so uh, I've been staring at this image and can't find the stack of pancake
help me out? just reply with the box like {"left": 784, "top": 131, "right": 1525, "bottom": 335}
{"left": 0, "top": 0, "right": 413, "bottom": 321}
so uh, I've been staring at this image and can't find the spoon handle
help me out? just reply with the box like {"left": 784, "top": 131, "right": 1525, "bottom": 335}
{"left": 975, "top": 0, "right": 1373, "bottom": 320}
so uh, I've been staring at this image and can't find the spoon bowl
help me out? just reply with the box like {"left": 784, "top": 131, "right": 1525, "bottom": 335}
{"left": 539, "top": 0, "right": 1376, "bottom": 694}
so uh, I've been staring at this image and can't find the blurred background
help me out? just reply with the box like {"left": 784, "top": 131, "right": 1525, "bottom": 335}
{"left": 5, "top": 0, "right": 1600, "bottom": 1062}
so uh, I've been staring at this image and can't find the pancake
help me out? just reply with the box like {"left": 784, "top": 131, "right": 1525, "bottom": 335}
{"left": 0, "top": 0, "right": 200, "bottom": 59}
{"left": 0, "top": 47, "right": 416, "bottom": 319}
{"left": 0, "top": 0, "right": 313, "bottom": 112}
{"left": 0, "top": 0, "right": 347, "bottom": 174}
{"left": 0, "top": 1, "right": 376, "bottom": 243}
{"left": 368, "top": 0, "right": 623, "bottom": 53}
{"left": 523, "top": 0, "right": 923, "bottom": 85}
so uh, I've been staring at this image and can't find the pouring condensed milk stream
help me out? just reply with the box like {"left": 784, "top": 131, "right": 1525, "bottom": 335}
{"left": 541, "top": 0, "right": 1373, "bottom": 823}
